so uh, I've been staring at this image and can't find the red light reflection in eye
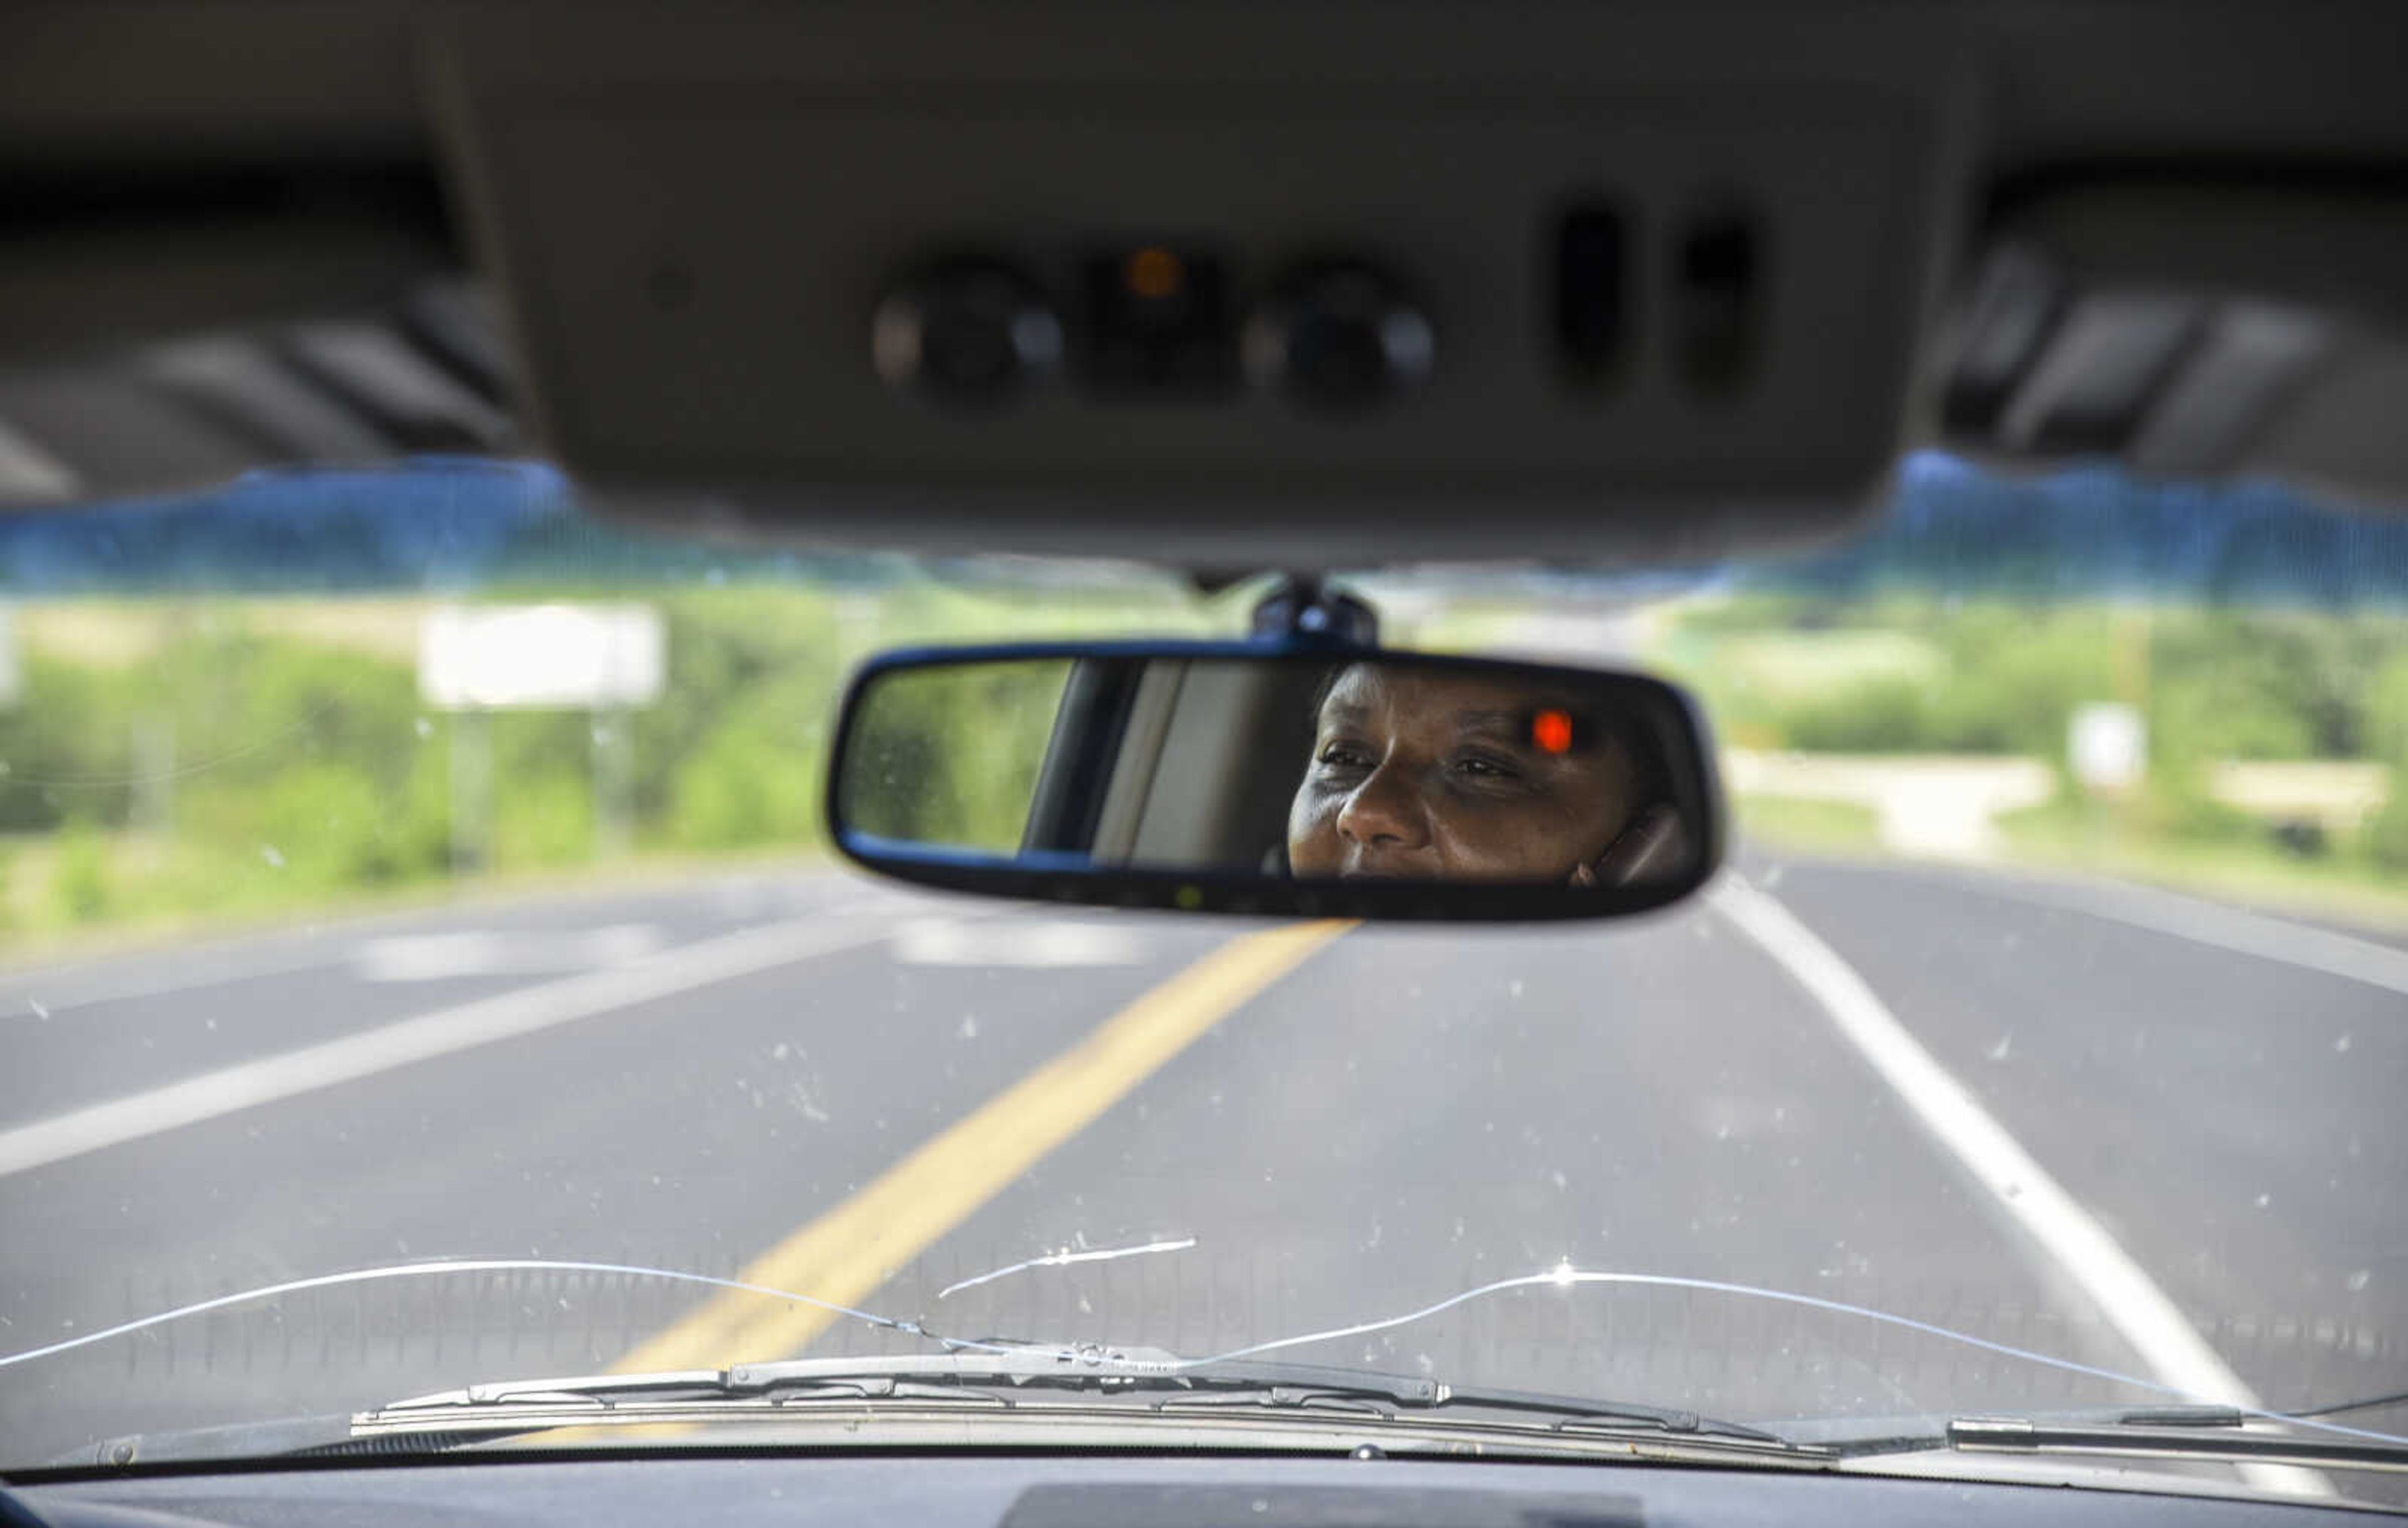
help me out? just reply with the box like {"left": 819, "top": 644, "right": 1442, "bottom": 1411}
{"left": 1531, "top": 709, "right": 1574, "bottom": 754}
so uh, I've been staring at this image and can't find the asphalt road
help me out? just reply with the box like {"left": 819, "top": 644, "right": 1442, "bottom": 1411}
{"left": 1, "top": 854, "right": 2401, "bottom": 1495}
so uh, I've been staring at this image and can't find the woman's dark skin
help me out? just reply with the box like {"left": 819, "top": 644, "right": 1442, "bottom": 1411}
{"left": 1286, "top": 663, "right": 1641, "bottom": 882}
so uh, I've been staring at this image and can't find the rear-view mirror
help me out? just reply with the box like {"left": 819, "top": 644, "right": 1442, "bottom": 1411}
{"left": 827, "top": 643, "right": 1723, "bottom": 920}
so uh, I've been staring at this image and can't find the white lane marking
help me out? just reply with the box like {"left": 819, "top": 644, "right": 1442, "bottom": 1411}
{"left": 0, "top": 908, "right": 895, "bottom": 1179}
{"left": 351, "top": 923, "right": 665, "bottom": 982}
{"left": 1709, "top": 876, "right": 2329, "bottom": 1498}
{"left": 889, "top": 918, "right": 1146, "bottom": 967}
{"left": 1959, "top": 871, "right": 2408, "bottom": 1000}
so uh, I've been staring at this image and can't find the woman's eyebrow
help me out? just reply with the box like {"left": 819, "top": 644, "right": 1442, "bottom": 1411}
{"left": 1451, "top": 709, "right": 1526, "bottom": 738}
{"left": 1318, "top": 700, "right": 1375, "bottom": 729}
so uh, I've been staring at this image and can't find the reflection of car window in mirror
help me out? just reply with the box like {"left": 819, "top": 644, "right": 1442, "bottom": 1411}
{"left": 1286, "top": 661, "right": 1687, "bottom": 886}
{"left": 837, "top": 658, "right": 1072, "bottom": 855}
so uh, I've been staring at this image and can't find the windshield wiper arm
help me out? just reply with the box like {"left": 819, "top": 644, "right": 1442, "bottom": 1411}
{"left": 2286, "top": 1387, "right": 2408, "bottom": 1421}
{"left": 2093, "top": 1389, "right": 2408, "bottom": 1426}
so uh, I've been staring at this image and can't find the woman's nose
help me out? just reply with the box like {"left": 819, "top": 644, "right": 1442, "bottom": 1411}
{"left": 1336, "top": 764, "right": 1428, "bottom": 847}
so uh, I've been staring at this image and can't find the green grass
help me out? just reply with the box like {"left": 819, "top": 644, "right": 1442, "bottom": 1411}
{"left": 1995, "top": 797, "right": 2408, "bottom": 931}
{"left": 1696, "top": 630, "right": 1946, "bottom": 700}
{"left": 1731, "top": 795, "right": 1884, "bottom": 854}
{"left": 0, "top": 832, "right": 837, "bottom": 965}
{"left": 1729, "top": 787, "right": 2408, "bottom": 931}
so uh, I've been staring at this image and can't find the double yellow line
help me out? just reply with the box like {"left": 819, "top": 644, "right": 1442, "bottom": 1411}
{"left": 612, "top": 918, "right": 1353, "bottom": 1374}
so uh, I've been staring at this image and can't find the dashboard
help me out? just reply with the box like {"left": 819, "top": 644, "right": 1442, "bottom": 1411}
{"left": 13, "top": 1453, "right": 2389, "bottom": 1528}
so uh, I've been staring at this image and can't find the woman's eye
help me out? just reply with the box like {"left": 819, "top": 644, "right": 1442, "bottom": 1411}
{"left": 1317, "top": 742, "right": 1375, "bottom": 770}
{"left": 1453, "top": 753, "right": 1522, "bottom": 782}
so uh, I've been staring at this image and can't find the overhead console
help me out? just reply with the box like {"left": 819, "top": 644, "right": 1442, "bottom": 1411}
{"left": 426, "top": 7, "right": 1972, "bottom": 568}
{"left": 8, "top": 2, "right": 2407, "bottom": 553}
{"left": 1934, "top": 177, "right": 2408, "bottom": 512}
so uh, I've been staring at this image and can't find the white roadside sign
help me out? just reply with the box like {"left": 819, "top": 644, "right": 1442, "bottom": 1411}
{"left": 420, "top": 604, "right": 665, "bottom": 711}
{"left": 2069, "top": 701, "right": 2147, "bottom": 793}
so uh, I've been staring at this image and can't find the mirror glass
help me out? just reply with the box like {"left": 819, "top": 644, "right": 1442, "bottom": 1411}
{"left": 832, "top": 647, "right": 1719, "bottom": 916}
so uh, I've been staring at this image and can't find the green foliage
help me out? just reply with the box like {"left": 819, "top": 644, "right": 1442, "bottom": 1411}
{"left": 0, "top": 583, "right": 1205, "bottom": 944}
{"left": 2367, "top": 794, "right": 2408, "bottom": 873}
{"left": 1669, "top": 598, "right": 2121, "bottom": 758}
{"left": 670, "top": 713, "right": 823, "bottom": 851}
{"left": 1783, "top": 676, "right": 1935, "bottom": 753}
{"left": 1670, "top": 596, "right": 2407, "bottom": 907}
{"left": 0, "top": 654, "right": 137, "bottom": 833}
{"left": 2368, "top": 653, "right": 2408, "bottom": 769}
{"left": 256, "top": 765, "right": 393, "bottom": 883}
{"left": 495, "top": 772, "right": 596, "bottom": 869}
{"left": 181, "top": 756, "right": 448, "bottom": 889}
{"left": 642, "top": 592, "right": 844, "bottom": 846}
{"left": 1672, "top": 600, "right": 2407, "bottom": 769}
{"left": 1929, "top": 613, "right": 2119, "bottom": 755}
{"left": 2365, "top": 651, "right": 2408, "bottom": 873}
{"left": 1733, "top": 795, "right": 1882, "bottom": 852}
{"left": 51, "top": 819, "right": 110, "bottom": 923}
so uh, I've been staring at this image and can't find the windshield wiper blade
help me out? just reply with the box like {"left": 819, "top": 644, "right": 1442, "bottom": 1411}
{"left": 932, "top": 1336, "right": 1792, "bottom": 1443}
{"left": 1132, "top": 1367, "right": 1785, "bottom": 1443}
{"left": 367, "top": 1347, "right": 1797, "bottom": 1450}
{"left": 848, "top": 1352, "right": 1791, "bottom": 1443}
{"left": 1842, "top": 1415, "right": 2408, "bottom": 1475}
{"left": 373, "top": 1347, "right": 1173, "bottom": 1412}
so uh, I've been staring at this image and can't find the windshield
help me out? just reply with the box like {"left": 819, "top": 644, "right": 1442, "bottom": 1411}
{"left": 1, "top": 455, "right": 2402, "bottom": 1505}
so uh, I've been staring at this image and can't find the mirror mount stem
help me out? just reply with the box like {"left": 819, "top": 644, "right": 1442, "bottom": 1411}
{"left": 1249, "top": 575, "right": 1380, "bottom": 649}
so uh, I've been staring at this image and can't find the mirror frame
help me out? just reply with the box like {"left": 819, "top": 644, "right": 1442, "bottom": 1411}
{"left": 825, "top": 639, "right": 1726, "bottom": 921}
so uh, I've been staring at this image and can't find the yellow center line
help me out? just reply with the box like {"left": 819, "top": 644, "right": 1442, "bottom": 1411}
{"left": 608, "top": 918, "right": 1354, "bottom": 1377}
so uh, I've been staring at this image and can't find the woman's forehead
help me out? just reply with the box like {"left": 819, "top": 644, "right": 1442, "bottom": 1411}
{"left": 1324, "top": 662, "right": 1580, "bottom": 718}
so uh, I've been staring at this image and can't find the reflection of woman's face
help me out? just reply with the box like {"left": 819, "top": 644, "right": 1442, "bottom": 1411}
{"left": 1287, "top": 664, "right": 1637, "bottom": 881}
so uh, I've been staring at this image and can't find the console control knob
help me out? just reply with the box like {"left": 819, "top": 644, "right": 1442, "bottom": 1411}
{"left": 872, "top": 260, "right": 1062, "bottom": 407}
{"left": 1244, "top": 263, "right": 1432, "bottom": 411}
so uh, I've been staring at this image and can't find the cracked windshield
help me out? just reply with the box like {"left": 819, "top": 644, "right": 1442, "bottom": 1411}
{"left": 1, "top": 454, "right": 2404, "bottom": 1495}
